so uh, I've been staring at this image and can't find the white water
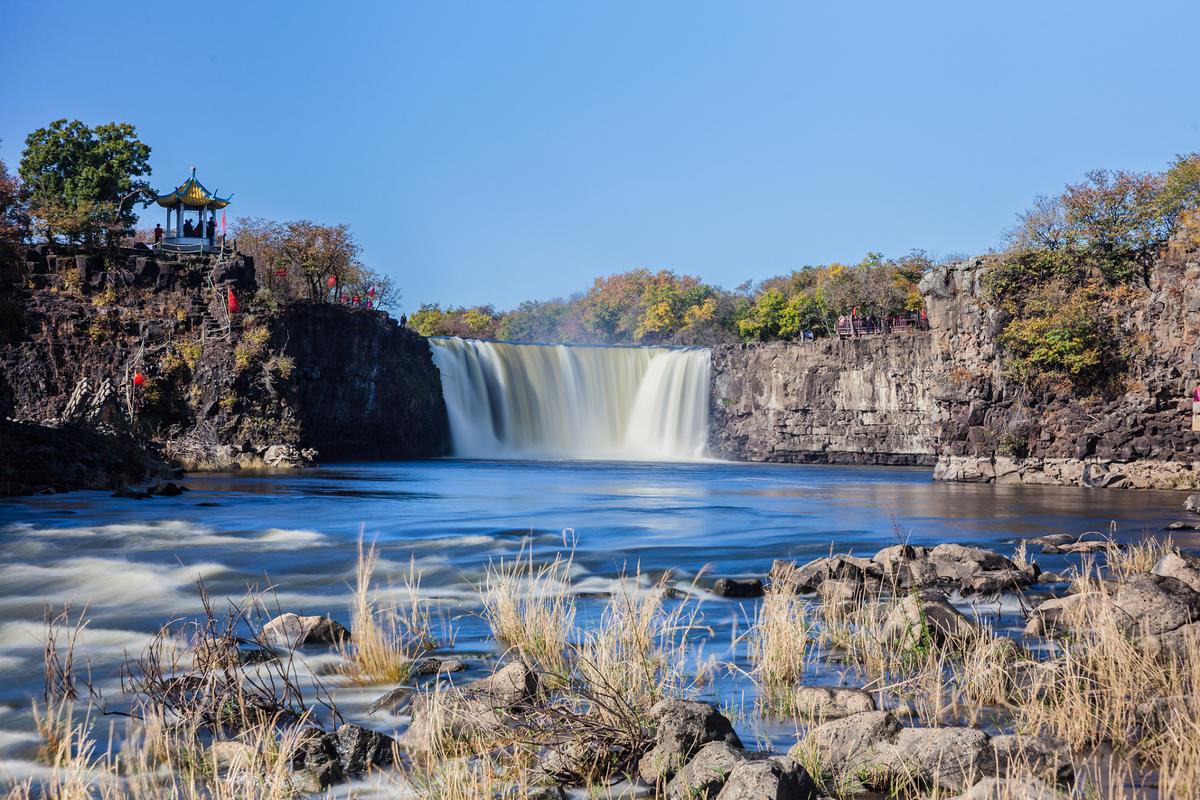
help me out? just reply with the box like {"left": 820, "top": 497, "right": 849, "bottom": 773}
{"left": 428, "top": 337, "right": 712, "bottom": 460}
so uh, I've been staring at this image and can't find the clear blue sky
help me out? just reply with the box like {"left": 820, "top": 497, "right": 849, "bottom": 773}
{"left": 2, "top": 1, "right": 1197, "bottom": 311}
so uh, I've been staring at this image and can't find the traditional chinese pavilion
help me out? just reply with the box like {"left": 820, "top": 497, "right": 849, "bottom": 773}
{"left": 153, "top": 167, "right": 232, "bottom": 253}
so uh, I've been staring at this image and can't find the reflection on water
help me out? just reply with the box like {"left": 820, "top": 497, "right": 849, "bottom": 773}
{"left": 0, "top": 459, "right": 1191, "bottom": 768}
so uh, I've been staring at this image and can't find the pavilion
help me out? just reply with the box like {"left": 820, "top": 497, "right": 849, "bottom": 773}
{"left": 153, "top": 168, "right": 233, "bottom": 253}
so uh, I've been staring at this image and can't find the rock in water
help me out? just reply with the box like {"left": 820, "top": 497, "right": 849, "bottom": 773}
{"left": 261, "top": 612, "right": 349, "bottom": 648}
{"left": 715, "top": 758, "right": 816, "bottom": 800}
{"left": 712, "top": 577, "right": 765, "bottom": 598}
{"left": 792, "top": 686, "right": 876, "bottom": 720}
{"left": 638, "top": 699, "right": 743, "bottom": 783}
{"left": 666, "top": 741, "right": 747, "bottom": 799}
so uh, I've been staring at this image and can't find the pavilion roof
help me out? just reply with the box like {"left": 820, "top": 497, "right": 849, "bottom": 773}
{"left": 153, "top": 168, "right": 232, "bottom": 209}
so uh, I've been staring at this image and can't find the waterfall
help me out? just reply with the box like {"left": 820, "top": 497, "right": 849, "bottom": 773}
{"left": 428, "top": 337, "right": 711, "bottom": 460}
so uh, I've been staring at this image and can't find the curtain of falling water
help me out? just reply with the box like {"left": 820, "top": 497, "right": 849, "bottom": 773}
{"left": 428, "top": 337, "right": 711, "bottom": 460}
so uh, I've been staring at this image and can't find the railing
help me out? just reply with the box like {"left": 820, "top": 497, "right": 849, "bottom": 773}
{"left": 835, "top": 313, "right": 928, "bottom": 338}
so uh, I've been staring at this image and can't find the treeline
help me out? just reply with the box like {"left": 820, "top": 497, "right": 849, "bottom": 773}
{"left": 0, "top": 119, "right": 396, "bottom": 311}
{"left": 412, "top": 252, "right": 933, "bottom": 346}
{"left": 983, "top": 155, "right": 1200, "bottom": 393}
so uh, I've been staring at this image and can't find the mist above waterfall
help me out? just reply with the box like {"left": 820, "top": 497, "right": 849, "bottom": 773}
{"left": 429, "top": 337, "right": 711, "bottom": 460}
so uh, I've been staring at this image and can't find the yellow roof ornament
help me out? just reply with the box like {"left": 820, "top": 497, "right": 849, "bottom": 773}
{"left": 153, "top": 167, "right": 233, "bottom": 209}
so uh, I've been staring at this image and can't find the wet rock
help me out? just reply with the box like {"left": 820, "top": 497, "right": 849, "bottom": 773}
{"left": 368, "top": 686, "right": 412, "bottom": 714}
{"left": 981, "top": 734, "right": 1073, "bottom": 786}
{"left": 871, "top": 726, "right": 989, "bottom": 792}
{"left": 288, "top": 729, "right": 345, "bottom": 790}
{"left": 786, "top": 710, "right": 901, "bottom": 780}
{"left": 411, "top": 656, "right": 468, "bottom": 675}
{"left": 262, "top": 443, "right": 318, "bottom": 468}
{"left": 785, "top": 555, "right": 879, "bottom": 593}
{"left": 1055, "top": 540, "right": 1109, "bottom": 554}
{"left": 881, "top": 592, "right": 980, "bottom": 648}
{"left": 399, "top": 661, "right": 539, "bottom": 749}
{"left": 1151, "top": 551, "right": 1200, "bottom": 594}
{"left": 1164, "top": 520, "right": 1200, "bottom": 531}
{"left": 335, "top": 722, "right": 395, "bottom": 773}
{"left": 712, "top": 577, "right": 765, "bottom": 598}
{"left": 147, "top": 481, "right": 187, "bottom": 496}
{"left": 1186, "top": 494, "right": 1200, "bottom": 513}
{"left": 818, "top": 577, "right": 878, "bottom": 612}
{"left": 1038, "top": 572, "right": 1066, "bottom": 584}
{"left": 715, "top": 757, "right": 816, "bottom": 800}
{"left": 1109, "top": 573, "right": 1200, "bottom": 635}
{"left": 261, "top": 613, "right": 349, "bottom": 648}
{"left": 1024, "top": 533, "right": 1075, "bottom": 549}
{"left": 951, "top": 777, "right": 1068, "bottom": 800}
{"left": 792, "top": 686, "right": 876, "bottom": 720}
{"left": 962, "top": 569, "right": 1035, "bottom": 596}
{"left": 666, "top": 741, "right": 747, "bottom": 799}
{"left": 1023, "top": 593, "right": 1105, "bottom": 637}
{"left": 928, "top": 544, "right": 1016, "bottom": 582}
{"left": 638, "top": 699, "right": 743, "bottom": 784}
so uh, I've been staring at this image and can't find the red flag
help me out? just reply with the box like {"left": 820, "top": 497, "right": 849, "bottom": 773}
{"left": 367, "top": 285, "right": 376, "bottom": 297}
{"left": 132, "top": 371, "right": 146, "bottom": 387}
{"left": 221, "top": 210, "right": 226, "bottom": 234}
{"left": 227, "top": 288, "right": 239, "bottom": 314}
{"left": 326, "top": 275, "right": 337, "bottom": 289}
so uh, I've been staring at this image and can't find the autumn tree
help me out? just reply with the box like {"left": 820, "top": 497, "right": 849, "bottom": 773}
{"left": 18, "top": 119, "right": 151, "bottom": 244}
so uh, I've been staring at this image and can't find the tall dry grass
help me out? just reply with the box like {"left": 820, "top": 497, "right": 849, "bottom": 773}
{"left": 339, "top": 535, "right": 441, "bottom": 685}
{"left": 481, "top": 540, "right": 576, "bottom": 679}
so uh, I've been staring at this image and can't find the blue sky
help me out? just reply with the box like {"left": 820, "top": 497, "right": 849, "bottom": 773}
{"left": 2, "top": 1, "right": 1197, "bottom": 311}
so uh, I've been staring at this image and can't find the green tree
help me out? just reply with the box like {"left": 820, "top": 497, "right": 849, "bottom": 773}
{"left": 19, "top": 120, "right": 151, "bottom": 244}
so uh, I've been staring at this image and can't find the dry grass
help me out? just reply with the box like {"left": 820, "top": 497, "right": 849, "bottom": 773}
{"left": 743, "top": 561, "right": 813, "bottom": 700}
{"left": 339, "top": 535, "right": 440, "bottom": 685}
{"left": 1104, "top": 531, "right": 1173, "bottom": 581}
{"left": 481, "top": 540, "right": 576, "bottom": 679}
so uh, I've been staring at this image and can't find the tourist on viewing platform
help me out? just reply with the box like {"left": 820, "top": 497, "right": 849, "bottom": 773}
{"left": 153, "top": 224, "right": 163, "bottom": 244}
{"left": 206, "top": 218, "right": 215, "bottom": 244}
{"left": 183, "top": 219, "right": 194, "bottom": 237}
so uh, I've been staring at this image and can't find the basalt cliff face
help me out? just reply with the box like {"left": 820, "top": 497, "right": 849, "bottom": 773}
{"left": 708, "top": 251, "right": 1200, "bottom": 489}
{"left": 708, "top": 337, "right": 936, "bottom": 466}
{"left": 922, "top": 252, "right": 1200, "bottom": 490}
{"left": 0, "top": 246, "right": 448, "bottom": 494}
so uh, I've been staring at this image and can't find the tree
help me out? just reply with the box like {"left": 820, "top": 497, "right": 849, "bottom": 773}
{"left": 19, "top": 120, "right": 151, "bottom": 244}
{"left": 0, "top": 156, "right": 29, "bottom": 255}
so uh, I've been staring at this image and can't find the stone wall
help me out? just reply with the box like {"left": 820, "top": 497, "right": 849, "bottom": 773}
{"left": 708, "top": 337, "right": 936, "bottom": 465}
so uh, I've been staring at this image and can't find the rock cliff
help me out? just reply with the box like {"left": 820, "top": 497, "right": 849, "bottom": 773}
{"left": 709, "top": 250, "right": 1200, "bottom": 490}
{"left": 922, "top": 251, "right": 1200, "bottom": 489}
{"left": 709, "top": 337, "right": 936, "bottom": 466}
{"left": 0, "top": 245, "right": 448, "bottom": 493}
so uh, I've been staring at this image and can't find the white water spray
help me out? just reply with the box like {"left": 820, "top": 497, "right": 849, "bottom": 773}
{"left": 429, "top": 337, "right": 711, "bottom": 460}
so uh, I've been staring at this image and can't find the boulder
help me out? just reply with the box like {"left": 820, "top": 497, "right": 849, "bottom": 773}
{"left": 928, "top": 544, "right": 1015, "bottom": 582}
{"left": 818, "top": 578, "right": 876, "bottom": 612}
{"left": 666, "top": 741, "right": 747, "bottom": 799}
{"left": 399, "top": 661, "right": 539, "bottom": 749}
{"left": 981, "top": 734, "right": 1073, "bottom": 787}
{"left": 261, "top": 613, "right": 349, "bottom": 648}
{"left": 950, "top": 777, "right": 1068, "bottom": 800}
{"left": 962, "top": 569, "right": 1035, "bottom": 596}
{"left": 715, "top": 758, "right": 816, "bottom": 800}
{"left": 335, "top": 723, "right": 395, "bottom": 773}
{"left": 871, "top": 726, "right": 989, "bottom": 792}
{"left": 712, "top": 577, "right": 765, "bottom": 598}
{"left": 882, "top": 593, "right": 979, "bottom": 649}
{"left": 1023, "top": 594, "right": 1101, "bottom": 637}
{"left": 786, "top": 710, "right": 901, "bottom": 779}
{"left": 411, "top": 656, "right": 468, "bottom": 676}
{"left": 1151, "top": 551, "right": 1200, "bottom": 594}
{"left": 1186, "top": 494, "right": 1200, "bottom": 514}
{"left": 637, "top": 699, "right": 743, "bottom": 784}
{"left": 288, "top": 729, "right": 344, "bottom": 790}
{"left": 1109, "top": 573, "right": 1200, "bottom": 635}
{"left": 792, "top": 686, "right": 876, "bottom": 720}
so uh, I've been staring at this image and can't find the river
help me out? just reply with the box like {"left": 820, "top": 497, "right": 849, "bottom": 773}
{"left": 0, "top": 457, "right": 1190, "bottom": 777}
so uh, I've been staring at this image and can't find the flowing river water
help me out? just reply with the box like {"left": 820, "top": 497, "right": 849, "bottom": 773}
{"left": 0, "top": 339, "right": 1194, "bottom": 793}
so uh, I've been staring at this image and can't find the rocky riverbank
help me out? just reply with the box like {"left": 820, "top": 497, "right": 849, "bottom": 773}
{"left": 15, "top": 526, "right": 1200, "bottom": 799}
{"left": 0, "top": 246, "right": 449, "bottom": 494}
